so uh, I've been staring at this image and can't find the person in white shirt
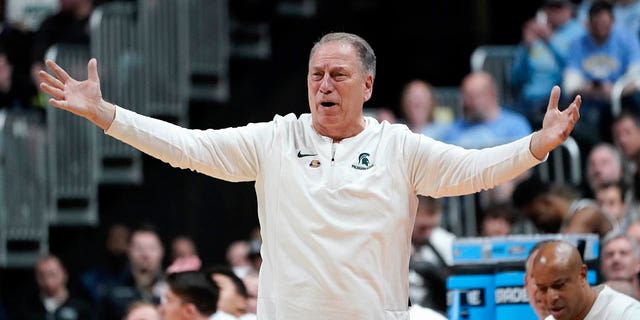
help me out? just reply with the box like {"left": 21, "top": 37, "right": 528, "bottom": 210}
{"left": 205, "top": 266, "right": 257, "bottom": 320}
{"left": 599, "top": 232, "right": 640, "bottom": 298}
{"left": 38, "top": 32, "right": 582, "bottom": 320}
{"left": 158, "top": 271, "right": 218, "bottom": 320}
{"left": 532, "top": 240, "right": 640, "bottom": 320}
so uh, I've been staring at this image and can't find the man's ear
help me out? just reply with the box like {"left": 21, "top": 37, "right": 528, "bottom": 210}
{"left": 363, "top": 74, "right": 374, "bottom": 102}
{"left": 184, "top": 303, "right": 200, "bottom": 318}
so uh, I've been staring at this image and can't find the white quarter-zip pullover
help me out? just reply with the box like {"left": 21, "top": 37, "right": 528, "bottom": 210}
{"left": 106, "top": 107, "right": 541, "bottom": 319}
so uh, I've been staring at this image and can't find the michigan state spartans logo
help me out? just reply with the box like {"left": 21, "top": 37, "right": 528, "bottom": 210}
{"left": 351, "top": 152, "right": 374, "bottom": 170}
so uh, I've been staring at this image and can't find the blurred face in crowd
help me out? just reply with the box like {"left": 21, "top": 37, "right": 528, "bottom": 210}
{"left": 375, "top": 108, "right": 396, "bottom": 124}
{"left": 587, "top": 145, "right": 621, "bottom": 190}
{"left": 171, "top": 236, "right": 197, "bottom": 261}
{"left": 411, "top": 207, "right": 441, "bottom": 246}
{"left": 601, "top": 237, "right": 640, "bottom": 282}
{"left": 401, "top": 80, "right": 434, "bottom": 129}
{"left": 226, "top": 241, "right": 250, "bottom": 267}
{"left": 129, "top": 231, "right": 164, "bottom": 273}
{"left": 589, "top": 10, "right": 614, "bottom": 44}
{"left": 106, "top": 223, "right": 130, "bottom": 256}
{"left": 35, "top": 256, "right": 68, "bottom": 297}
{"left": 544, "top": 3, "right": 573, "bottom": 30}
{"left": 481, "top": 217, "right": 511, "bottom": 237}
{"left": 521, "top": 195, "right": 561, "bottom": 233}
{"left": 212, "top": 273, "right": 247, "bottom": 317}
{"left": 613, "top": 116, "right": 640, "bottom": 160}
{"left": 461, "top": 72, "right": 498, "bottom": 123}
{"left": 308, "top": 40, "right": 372, "bottom": 140}
{"left": 0, "top": 54, "right": 12, "bottom": 93}
{"left": 595, "top": 185, "right": 626, "bottom": 222}
{"left": 60, "top": 0, "right": 89, "bottom": 12}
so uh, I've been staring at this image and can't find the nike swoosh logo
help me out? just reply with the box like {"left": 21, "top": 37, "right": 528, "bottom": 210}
{"left": 297, "top": 151, "right": 318, "bottom": 158}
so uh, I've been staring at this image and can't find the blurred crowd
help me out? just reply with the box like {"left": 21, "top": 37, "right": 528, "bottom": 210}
{"left": 374, "top": 0, "right": 640, "bottom": 316}
{"left": 3, "top": 222, "right": 263, "bottom": 319}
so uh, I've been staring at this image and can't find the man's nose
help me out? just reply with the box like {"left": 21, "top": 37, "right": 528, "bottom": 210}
{"left": 547, "top": 289, "right": 560, "bottom": 303}
{"left": 319, "top": 75, "right": 333, "bottom": 93}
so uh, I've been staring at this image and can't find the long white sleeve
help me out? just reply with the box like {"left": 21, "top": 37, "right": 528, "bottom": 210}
{"left": 406, "top": 134, "right": 542, "bottom": 197}
{"left": 105, "top": 106, "right": 272, "bottom": 182}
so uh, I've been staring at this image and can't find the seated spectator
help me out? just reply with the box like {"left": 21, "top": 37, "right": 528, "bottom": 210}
{"left": 612, "top": 110, "right": 640, "bottom": 221}
{"left": 600, "top": 232, "right": 640, "bottom": 298}
{"left": 225, "top": 240, "right": 251, "bottom": 278}
{"left": 531, "top": 240, "right": 640, "bottom": 319}
{"left": 512, "top": 176, "right": 616, "bottom": 237}
{"left": 398, "top": 79, "right": 448, "bottom": 138}
{"left": 124, "top": 301, "right": 162, "bottom": 320}
{"left": 439, "top": 71, "right": 532, "bottom": 149}
{"left": 595, "top": 181, "right": 630, "bottom": 229}
{"left": 159, "top": 271, "right": 218, "bottom": 320}
{"left": 511, "top": 0, "right": 585, "bottom": 124}
{"left": 612, "top": 110, "right": 640, "bottom": 169}
{"left": 564, "top": 0, "right": 640, "bottom": 142}
{"left": 409, "top": 196, "right": 454, "bottom": 313}
{"left": 100, "top": 226, "right": 166, "bottom": 320}
{"left": 585, "top": 142, "right": 624, "bottom": 198}
{"left": 81, "top": 223, "right": 130, "bottom": 306}
{"left": 16, "top": 254, "right": 92, "bottom": 319}
{"left": 480, "top": 202, "right": 515, "bottom": 237}
{"left": 204, "top": 265, "right": 257, "bottom": 320}
{"left": 170, "top": 235, "right": 198, "bottom": 262}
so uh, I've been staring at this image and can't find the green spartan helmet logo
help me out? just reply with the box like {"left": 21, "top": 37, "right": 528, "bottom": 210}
{"left": 359, "top": 153, "right": 370, "bottom": 166}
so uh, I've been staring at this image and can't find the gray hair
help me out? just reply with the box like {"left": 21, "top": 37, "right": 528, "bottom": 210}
{"left": 602, "top": 231, "right": 640, "bottom": 258}
{"left": 588, "top": 142, "right": 623, "bottom": 171}
{"left": 309, "top": 32, "right": 377, "bottom": 79}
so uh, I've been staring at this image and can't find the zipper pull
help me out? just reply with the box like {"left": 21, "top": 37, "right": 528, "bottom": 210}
{"left": 331, "top": 143, "right": 336, "bottom": 166}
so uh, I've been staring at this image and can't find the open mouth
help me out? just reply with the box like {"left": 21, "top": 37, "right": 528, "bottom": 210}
{"left": 320, "top": 102, "right": 336, "bottom": 107}
{"left": 550, "top": 306, "right": 565, "bottom": 318}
